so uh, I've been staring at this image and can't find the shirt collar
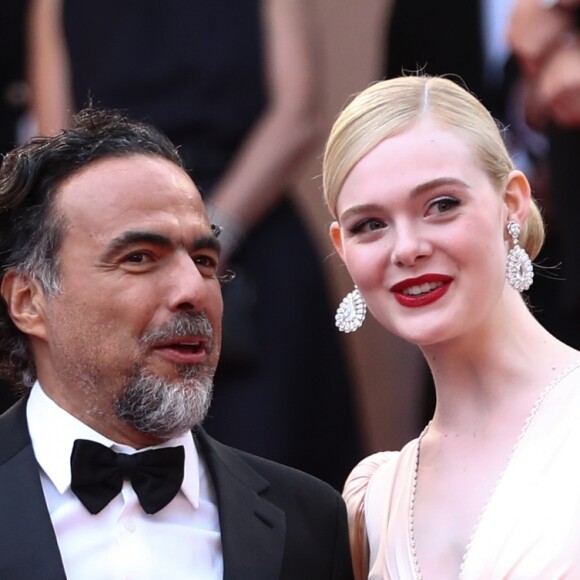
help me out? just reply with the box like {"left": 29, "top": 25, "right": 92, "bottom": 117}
{"left": 26, "top": 381, "right": 201, "bottom": 508}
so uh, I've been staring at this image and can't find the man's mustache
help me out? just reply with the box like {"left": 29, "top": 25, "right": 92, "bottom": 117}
{"left": 140, "top": 312, "right": 214, "bottom": 350}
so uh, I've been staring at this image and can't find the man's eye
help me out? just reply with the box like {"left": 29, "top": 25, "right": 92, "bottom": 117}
{"left": 124, "top": 252, "right": 151, "bottom": 264}
{"left": 194, "top": 255, "right": 219, "bottom": 273}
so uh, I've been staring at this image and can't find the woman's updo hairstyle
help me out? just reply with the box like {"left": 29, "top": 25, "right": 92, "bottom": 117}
{"left": 322, "top": 75, "right": 544, "bottom": 259}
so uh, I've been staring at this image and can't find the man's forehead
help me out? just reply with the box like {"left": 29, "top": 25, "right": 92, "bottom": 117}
{"left": 57, "top": 154, "right": 205, "bottom": 215}
{"left": 54, "top": 155, "right": 212, "bottom": 242}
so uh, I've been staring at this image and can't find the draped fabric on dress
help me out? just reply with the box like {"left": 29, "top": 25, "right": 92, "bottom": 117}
{"left": 344, "top": 365, "right": 580, "bottom": 579}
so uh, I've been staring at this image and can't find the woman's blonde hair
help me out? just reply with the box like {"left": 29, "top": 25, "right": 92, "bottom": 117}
{"left": 322, "top": 75, "right": 544, "bottom": 259}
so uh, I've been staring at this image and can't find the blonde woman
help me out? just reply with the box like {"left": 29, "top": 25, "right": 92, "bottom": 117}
{"left": 323, "top": 75, "right": 580, "bottom": 579}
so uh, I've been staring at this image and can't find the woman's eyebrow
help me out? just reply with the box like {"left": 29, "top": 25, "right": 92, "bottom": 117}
{"left": 411, "top": 177, "right": 469, "bottom": 196}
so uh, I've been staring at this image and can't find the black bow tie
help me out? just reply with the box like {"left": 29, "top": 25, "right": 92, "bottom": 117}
{"left": 70, "top": 439, "right": 185, "bottom": 515}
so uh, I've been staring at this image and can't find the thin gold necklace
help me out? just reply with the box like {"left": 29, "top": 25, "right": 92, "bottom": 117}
{"left": 408, "top": 362, "right": 580, "bottom": 580}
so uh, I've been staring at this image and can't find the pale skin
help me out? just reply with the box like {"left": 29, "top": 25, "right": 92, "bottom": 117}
{"left": 1, "top": 155, "right": 223, "bottom": 449}
{"left": 27, "top": 0, "right": 323, "bottom": 244}
{"left": 330, "top": 118, "right": 580, "bottom": 577}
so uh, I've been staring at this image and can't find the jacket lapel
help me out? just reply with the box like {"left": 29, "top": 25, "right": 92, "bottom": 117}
{"left": 0, "top": 398, "right": 66, "bottom": 579}
{"left": 196, "top": 429, "right": 286, "bottom": 580}
{"left": 0, "top": 402, "right": 287, "bottom": 578}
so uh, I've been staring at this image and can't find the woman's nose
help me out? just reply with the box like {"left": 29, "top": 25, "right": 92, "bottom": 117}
{"left": 390, "top": 225, "right": 432, "bottom": 267}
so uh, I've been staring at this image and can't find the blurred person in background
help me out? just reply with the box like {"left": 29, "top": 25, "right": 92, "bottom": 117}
{"left": 509, "top": 0, "right": 580, "bottom": 350}
{"left": 0, "top": 0, "right": 29, "bottom": 413}
{"left": 0, "top": 1, "right": 28, "bottom": 154}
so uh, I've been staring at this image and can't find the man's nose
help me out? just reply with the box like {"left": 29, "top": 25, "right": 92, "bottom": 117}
{"left": 166, "top": 253, "right": 216, "bottom": 313}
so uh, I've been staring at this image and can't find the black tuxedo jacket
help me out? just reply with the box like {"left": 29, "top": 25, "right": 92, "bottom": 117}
{"left": 0, "top": 398, "right": 353, "bottom": 579}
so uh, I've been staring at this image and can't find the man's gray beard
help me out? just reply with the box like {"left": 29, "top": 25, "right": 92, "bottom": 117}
{"left": 113, "top": 365, "right": 214, "bottom": 440}
{"left": 113, "top": 312, "right": 216, "bottom": 440}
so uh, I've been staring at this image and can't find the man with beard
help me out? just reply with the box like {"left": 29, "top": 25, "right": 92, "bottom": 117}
{"left": 0, "top": 108, "right": 353, "bottom": 579}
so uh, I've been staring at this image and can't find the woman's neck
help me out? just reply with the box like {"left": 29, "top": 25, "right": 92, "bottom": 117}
{"left": 420, "top": 296, "right": 579, "bottom": 433}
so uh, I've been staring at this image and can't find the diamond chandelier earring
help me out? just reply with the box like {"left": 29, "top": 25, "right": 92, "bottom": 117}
{"left": 335, "top": 286, "right": 367, "bottom": 333}
{"left": 506, "top": 221, "right": 534, "bottom": 292}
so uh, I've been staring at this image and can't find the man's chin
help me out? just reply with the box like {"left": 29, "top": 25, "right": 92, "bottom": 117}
{"left": 114, "top": 371, "right": 214, "bottom": 439}
{"left": 147, "top": 360, "right": 214, "bottom": 382}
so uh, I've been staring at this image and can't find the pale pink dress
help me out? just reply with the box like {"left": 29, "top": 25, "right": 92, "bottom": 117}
{"left": 343, "top": 365, "right": 580, "bottom": 579}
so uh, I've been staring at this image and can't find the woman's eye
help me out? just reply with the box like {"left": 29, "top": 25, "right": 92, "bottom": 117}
{"left": 428, "top": 196, "right": 460, "bottom": 216}
{"left": 349, "top": 218, "right": 386, "bottom": 235}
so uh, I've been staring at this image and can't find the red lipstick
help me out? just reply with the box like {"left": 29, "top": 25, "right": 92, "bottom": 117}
{"left": 390, "top": 274, "right": 452, "bottom": 308}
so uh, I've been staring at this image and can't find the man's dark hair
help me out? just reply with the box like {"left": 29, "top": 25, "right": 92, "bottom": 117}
{"left": 0, "top": 107, "right": 184, "bottom": 391}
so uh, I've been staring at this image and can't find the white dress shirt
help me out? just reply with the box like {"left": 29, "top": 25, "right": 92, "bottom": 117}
{"left": 27, "top": 382, "right": 223, "bottom": 580}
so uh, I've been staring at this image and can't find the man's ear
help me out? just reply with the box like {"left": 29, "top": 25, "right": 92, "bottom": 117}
{"left": 0, "top": 272, "right": 49, "bottom": 340}
{"left": 504, "top": 170, "right": 531, "bottom": 224}
{"left": 329, "top": 221, "right": 346, "bottom": 262}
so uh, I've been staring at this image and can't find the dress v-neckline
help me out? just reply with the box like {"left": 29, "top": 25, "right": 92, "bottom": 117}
{"left": 407, "top": 361, "right": 580, "bottom": 580}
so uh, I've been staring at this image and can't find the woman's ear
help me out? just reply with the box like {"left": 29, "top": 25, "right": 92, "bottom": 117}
{"left": 329, "top": 221, "right": 346, "bottom": 262}
{"left": 0, "top": 272, "right": 49, "bottom": 340}
{"left": 504, "top": 170, "right": 531, "bottom": 224}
